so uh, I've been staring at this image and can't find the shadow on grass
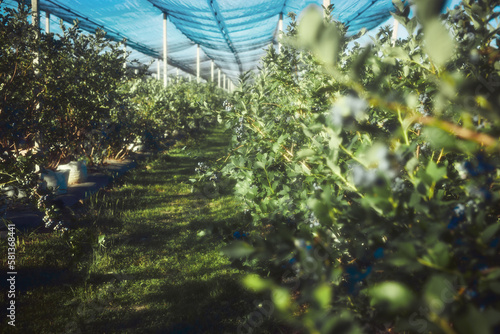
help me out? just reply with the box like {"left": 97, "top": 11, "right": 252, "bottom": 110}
{"left": 0, "top": 266, "right": 80, "bottom": 294}
{"left": 2, "top": 128, "right": 280, "bottom": 333}
{"left": 124, "top": 155, "right": 197, "bottom": 185}
{"left": 80, "top": 275, "right": 264, "bottom": 334}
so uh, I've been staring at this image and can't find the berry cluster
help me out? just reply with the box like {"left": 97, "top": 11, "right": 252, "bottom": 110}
{"left": 223, "top": 100, "right": 233, "bottom": 111}
{"left": 235, "top": 117, "right": 245, "bottom": 141}
{"left": 195, "top": 162, "right": 209, "bottom": 174}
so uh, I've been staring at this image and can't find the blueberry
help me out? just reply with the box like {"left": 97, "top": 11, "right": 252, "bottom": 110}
{"left": 454, "top": 204, "right": 465, "bottom": 217}
{"left": 374, "top": 247, "right": 384, "bottom": 259}
{"left": 447, "top": 216, "right": 462, "bottom": 229}
{"left": 490, "top": 238, "right": 499, "bottom": 248}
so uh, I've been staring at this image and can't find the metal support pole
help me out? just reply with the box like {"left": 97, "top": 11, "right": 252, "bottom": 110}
{"left": 157, "top": 59, "right": 160, "bottom": 80}
{"left": 278, "top": 13, "right": 283, "bottom": 52}
{"left": 32, "top": 0, "right": 40, "bottom": 66}
{"left": 176, "top": 68, "right": 179, "bottom": 82}
{"left": 391, "top": 19, "right": 399, "bottom": 47}
{"left": 196, "top": 45, "right": 200, "bottom": 83}
{"left": 45, "top": 11, "right": 50, "bottom": 34}
{"left": 218, "top": 69, "right": 221, "bottom": 88}
{"left": 163, "top": 13, "right": 168, "bottom": 87}
{"left": 223, "top": 74, "right": 226, "bottom": 90}
{"left": 32, "top": 0, "right": 40, "bottom": 116}
{"left": 211, "top": 60, "right": 214, "bottom": 82}
{"left": 32, "top": 0, "right": 40, "bottom": 30}
{"left": 123, "top": 43, "right": 127, "bottom": 69}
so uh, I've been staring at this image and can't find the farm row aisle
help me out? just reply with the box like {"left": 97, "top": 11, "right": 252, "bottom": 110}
{"left": 3, "top": 1, "right": 500, "bottom": 333}
{"left": 0, "top": 128, "right": 282, "bottom": 333}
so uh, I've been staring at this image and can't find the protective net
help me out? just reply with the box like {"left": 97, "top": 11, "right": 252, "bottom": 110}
{"left": 1, "top": 0, "right": 455, "bottom": 83}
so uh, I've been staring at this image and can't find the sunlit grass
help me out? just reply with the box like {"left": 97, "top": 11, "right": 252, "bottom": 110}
{"left": 0, "top": 128, "right": 284, "bottom": 333}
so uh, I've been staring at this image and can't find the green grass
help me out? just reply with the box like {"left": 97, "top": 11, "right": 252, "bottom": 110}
{"left": 0, "top": 128, "right": 286, "bottom": 333}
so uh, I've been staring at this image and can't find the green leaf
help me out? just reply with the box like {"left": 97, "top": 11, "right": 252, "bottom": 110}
{"left": 387, "top": 47, "right": 410, "bottom": 60}
{"left": 455, "top": 305, "right": 492, "bottom": 334}
{"left": 424, "top": 19, "right": 455, "bottom": 67}
{"left": 243, "top": 274, "right": 271, "bottom": 292}
{"left": 406, "top": 156, "right": 419, "bottom": 174}
{"left": 398, "top": 242, "right": 417, "bottom": 258}
{"left": 415, "top": 0, "right": 447, "bottom": 22}
{"left": 424, "top": 275, "right": 455, "bottom": 314}
{"left": 422, "top": 127, "right": 455, "bottom": 150}
{"left": 368, "top": 281, "right": 415, "bottom": 313}
{"left": 392, "top": 0, "right": 405, "bottom": 12}
{"left": 254, "top": 161, "right": 266, "bottom": 170}
{"left": 317, "top": 24, "right": 342, "bottom": 68}
{"left": 297, "top": 149, "right": 315, "bottom": 159}
{"left": 271, "top": 287, "right": 291, "bottom": 311}
{"left": 421, "top": 242, "right": 450, "bottom": 269}
{"left": 222, "top": 241, "right": 254, "bottom": 258}
{"left": 297, "top": 8, "right": 323, "bottom": 47}
{"left": 406, "top": 17, "right": 417, "bottom": 35}
{"left": 481, "top": 222, "right": 500, "bottom": 243}
{"left": 313, "top": 283, "right": 332, "bottom": 309}
{"left": 485, "top": 268, "right": 500, "bottom": 281}
{"left": 426, "top": 160, "right": 447, "bottom": 184}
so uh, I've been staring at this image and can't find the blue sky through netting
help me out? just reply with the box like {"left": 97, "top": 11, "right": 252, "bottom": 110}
{"left": 2, "top": 0, "right": 463, "bottom": 83}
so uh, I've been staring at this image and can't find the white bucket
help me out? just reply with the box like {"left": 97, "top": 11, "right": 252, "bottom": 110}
{"left": 41, "top": 170, "right": 69, "bottom": 194}
{"left": 57, "top": 161, "right": 87, "bottom": 184}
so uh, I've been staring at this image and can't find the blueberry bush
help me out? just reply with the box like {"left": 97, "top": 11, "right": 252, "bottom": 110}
{"left": 1, "top": 1, "right": 224, "bottom": 228}
{"left": 212, "top": 1, "right": 500, "bottom": 333}
{"left": 117, "top": 77, "right": 225, "bottom": 150}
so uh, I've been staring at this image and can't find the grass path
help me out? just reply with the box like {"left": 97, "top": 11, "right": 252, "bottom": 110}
{"left": 1, "top": 128, "right": 279, "bottom": 333}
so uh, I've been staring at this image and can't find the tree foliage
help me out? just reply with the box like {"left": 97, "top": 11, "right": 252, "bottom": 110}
{"left": 211, "top": 1, "right": 500, "bottom": 333}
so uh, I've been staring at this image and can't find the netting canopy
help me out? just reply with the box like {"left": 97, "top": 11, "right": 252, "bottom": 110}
{"left": 2, "top": 0, "right": 442, "bottom": 83}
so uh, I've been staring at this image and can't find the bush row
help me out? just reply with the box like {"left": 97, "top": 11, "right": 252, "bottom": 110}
{"left": 205, "top": 1, "right": 500, "bottom": 333}
{"left": 0, "top": 2, "right": 225, "bottom": 225}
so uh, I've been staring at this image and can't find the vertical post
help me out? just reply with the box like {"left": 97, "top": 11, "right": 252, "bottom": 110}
{"left": 31, "top": 0, "right": 40, "bottom": 30}
{"left": 45, "top": 11, "right": 50, "bottom": 34}
{"left": 278, "top": 13, "right": 283, "bottom": 52}
{"left": 176, "top": 68, "right": 179, "bottom": 82}
{"left": 391, "top": 19, "right": 399, "bottom": 47}
{"left": 31, "top": 0, "right": 40, "bottom": 128}
{"left": 163, "top": 13, "right": 168, "bottom": 87}
{"left": 218, "top": 69, "right": 221, "bottom": 88}
{"left": 123, "top": 43, "right": 127, "bottom": 69}
{"left": 211, "top": 60, "right": 214, "bottom": 82}
{"left": 157, "top": 59, "right": 160, "bottom": 80}
{"left": 223, "top": 74, "right": 226, "bottom": 90}
{"left": 32, "top": 0, "right": 40, "bottom": 68}
{"left": 196, "top": 45, "right": 200, "bottom": 83}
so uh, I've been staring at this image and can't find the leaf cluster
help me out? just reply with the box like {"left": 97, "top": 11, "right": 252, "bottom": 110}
{"left": 219, "top": 1, "right": 500, "bottom": 333}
